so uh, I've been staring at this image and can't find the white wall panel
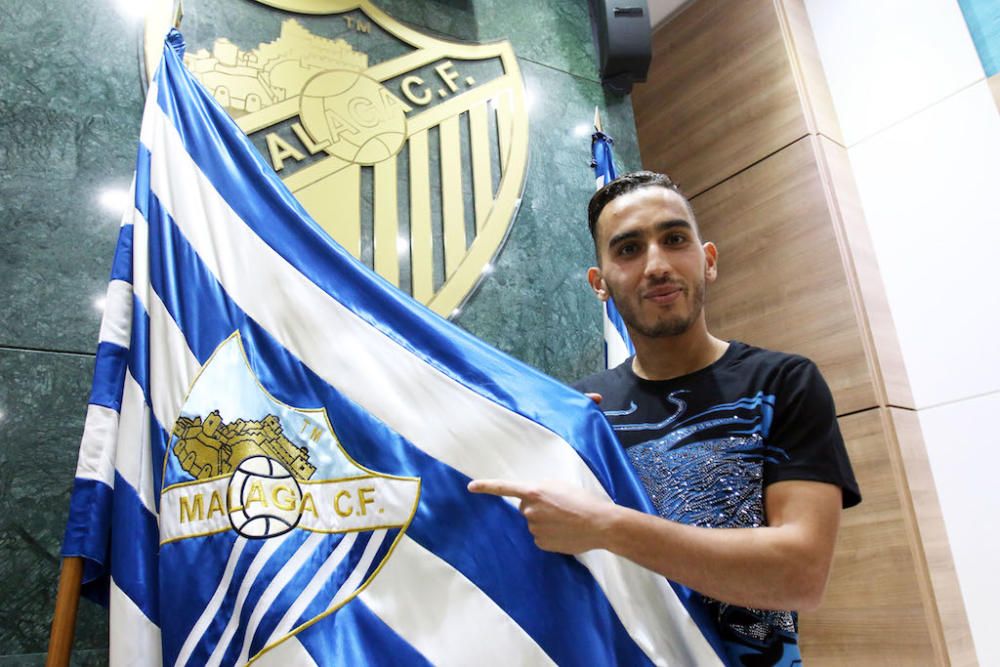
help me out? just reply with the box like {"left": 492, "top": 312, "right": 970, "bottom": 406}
{"left": 919, "top": 392, "right": 1000, "bottom": 667}
{"left": 804, "top": 0, "right": 984, "bottom": 146}
{"left": 847, "top": 80, "right": 1000, "bottom": 409}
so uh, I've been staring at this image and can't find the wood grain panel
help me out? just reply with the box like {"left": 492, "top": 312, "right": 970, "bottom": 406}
{"left": 799, "top": 408, "right": 939, "bottom": 664}
{"left": 889, "top": 408, "right": 977, "bottom": 665}
{"left": 774, "top": 0, "right": 844, "bottom": 143}
{"left": 692, "top": 136, "right": 876, "bottom": 414}
{"left": 815, "top": 136, "right": 915, "bottom": 408}
{"left": 633, "top": 0, "right": 809, "bottom": 196}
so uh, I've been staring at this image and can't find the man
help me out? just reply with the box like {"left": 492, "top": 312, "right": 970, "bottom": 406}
{"left": 469, "top": 171, "right": 860, "bottom": 665}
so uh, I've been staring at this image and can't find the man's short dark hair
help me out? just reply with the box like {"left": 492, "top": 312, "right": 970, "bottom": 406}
{"left": 587, "top": 171, "right": 694, "bottom": 245}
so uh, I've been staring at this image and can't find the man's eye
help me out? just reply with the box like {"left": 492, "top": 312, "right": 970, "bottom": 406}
{"left": 618, "top": 243, "right": 639, "bottom": 256}
{"left": 666, "top": 233, "right": 688, "bottom": 245}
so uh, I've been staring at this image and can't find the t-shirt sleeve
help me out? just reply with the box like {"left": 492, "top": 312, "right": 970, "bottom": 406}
{"left": 763, "top": 357, "right": 861, "bottom": 508}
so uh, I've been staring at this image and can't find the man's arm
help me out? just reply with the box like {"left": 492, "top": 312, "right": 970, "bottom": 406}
{"left": 467, "top": 478, "right": 842, "bottom": 612}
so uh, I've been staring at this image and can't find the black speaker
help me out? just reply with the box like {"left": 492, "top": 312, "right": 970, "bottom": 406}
{"left": 588, "top": 0, "right": 652, "bottom": 95}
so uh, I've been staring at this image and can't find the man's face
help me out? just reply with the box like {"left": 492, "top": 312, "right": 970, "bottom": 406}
{"left": 588, "top": 186, "right": 717, "bottom": 340}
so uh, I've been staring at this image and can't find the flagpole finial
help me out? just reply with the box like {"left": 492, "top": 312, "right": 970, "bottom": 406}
{"left": 594, "top": 107, "right": 603, "bottom": 133}
{"left": 173, "top": 0, "right": 184, "bottom": 29}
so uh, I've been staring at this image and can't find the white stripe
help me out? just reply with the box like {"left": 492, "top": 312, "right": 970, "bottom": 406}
{"left": 235, "top": 532, "right": 329, "bottom": 664}
{"left": 131, "top": 207, "right": 201, "bottom": 429}
{"left": 131, "top": 206, "right": 151, "bottom": 317}
{"left": 328, "top": 529, "right": 385, "bottom": 611}
{"left": 359, "top": 536, "right": 555, "bottom": 667}
{"left": 252, "top": 637, "right": 318, "bottom": 667}
{"left": 205, "top": 533, "right": 292, "bottom": 667}
{"left": 139, "top": 80, "right": 159, "bottom": 150}
{"left": 148, "top": 106, "right": 721, "bottom": 665}
{"left": 75, "top": 404, "right": 119, "bottom": 485}
{"left": 147, "top": 283, "right": 202, "bottom": 429}
{"left": 109, "top": 578, "right": 161, "bottom": 667}
{"left": 174, "top": 538, "right": 249, "bottom": 667}
{"left": 98, "top": 278, "right": 134, "bottom": 349}
{"left": 115, "top": 371, "right": 155, "bottom": 515}
{"left": 604, "top": 307, "right": 632, "bottom": 369}
{"left": 262, "top": 533, "right": 358, "bottom": 649}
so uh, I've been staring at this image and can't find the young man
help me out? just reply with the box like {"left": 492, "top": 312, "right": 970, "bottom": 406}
{"left": 469, "top": 171, "right": 860, "bottom": 665}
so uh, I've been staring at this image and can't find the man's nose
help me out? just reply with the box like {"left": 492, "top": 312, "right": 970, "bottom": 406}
{"left": 644, "top": 244, "right": 673, "bottom": 278}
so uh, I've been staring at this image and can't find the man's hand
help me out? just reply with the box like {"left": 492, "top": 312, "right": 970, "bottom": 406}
{"left": 467, "top": 479, "right": 615, "bottom": 554}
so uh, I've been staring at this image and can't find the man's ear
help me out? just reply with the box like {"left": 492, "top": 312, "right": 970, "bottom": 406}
{"left": 587, "top": 266, "right": 609, "bottom": 301}
{"left": 703, "top": 241, "right": 718, "bottom": 283}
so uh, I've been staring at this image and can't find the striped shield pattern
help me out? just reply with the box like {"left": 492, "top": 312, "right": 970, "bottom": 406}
{"left": 144, "top": 0, "right": 529, "bottom": 320}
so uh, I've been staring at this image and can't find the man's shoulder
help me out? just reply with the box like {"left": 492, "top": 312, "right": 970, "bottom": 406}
{"left": 728, "top": 341, "right": 817, "bottom": 376}
{"left": 571, "top": 360, "right": 634, "bottom": 395}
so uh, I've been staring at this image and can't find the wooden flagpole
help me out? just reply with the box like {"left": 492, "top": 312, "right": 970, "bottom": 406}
{"left": 46, "top": 556, "right": 83, "bottom": 667}
{"left": 45, "top": 6, "right": 183, "bottom": 665}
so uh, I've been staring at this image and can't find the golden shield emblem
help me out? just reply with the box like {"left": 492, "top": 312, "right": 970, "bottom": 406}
{"left": 144, "top": 0, "right": 528, "bottom": 318}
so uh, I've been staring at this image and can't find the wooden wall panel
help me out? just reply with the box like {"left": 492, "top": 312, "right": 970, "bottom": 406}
{"left": 889, "top": 408, "right": 977, "bottom": 665}
{"left": 691, "top": 136, "right": 877, "bottom": 414}
{"left": 632, "top": 0, "right": 808, "bottom": 196}
{"left": 634, "top": 1, "right": 975, "bottom": 662}
{"left": 815, "top": 136, "right": 915, "bottom": 408}
{"left": 799, "top": 408, "right": 940, "bottom": 664}
{"left": 775, "top": 0, "right": 844, "bottom": 143}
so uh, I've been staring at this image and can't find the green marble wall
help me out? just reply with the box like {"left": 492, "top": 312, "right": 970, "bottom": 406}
{"left": 0, "top": 0, "right": 640, "bottom": 663}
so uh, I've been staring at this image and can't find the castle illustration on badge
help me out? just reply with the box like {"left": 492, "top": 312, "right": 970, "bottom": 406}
{"left": 160, "top": 332, "right": 421, "bottom": 545}
{"left": 144, "top": 0, "right": 529, "bottom": 319}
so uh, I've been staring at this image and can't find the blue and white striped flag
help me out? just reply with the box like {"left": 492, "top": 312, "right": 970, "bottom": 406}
{"left": 591, "top": 124, "right": 635, "bottom": 369}
{"left": 62, "top": 30, "right": 725, "bottom": 666}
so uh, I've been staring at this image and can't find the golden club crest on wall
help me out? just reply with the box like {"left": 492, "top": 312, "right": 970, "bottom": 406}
{"left": 144, "top": 0, "right": 528, "bottom": 318}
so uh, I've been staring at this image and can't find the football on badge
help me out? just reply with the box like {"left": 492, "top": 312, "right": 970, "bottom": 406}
{"left": 299, "top": 70, "right": 407, "bottom": 165}
{"left": 228, "top": 455, "right": 304, "bottom": 538}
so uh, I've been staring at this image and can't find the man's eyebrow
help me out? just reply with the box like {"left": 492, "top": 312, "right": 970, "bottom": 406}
{"left": 607, "top": 219, "right": 692, "bottom": 248}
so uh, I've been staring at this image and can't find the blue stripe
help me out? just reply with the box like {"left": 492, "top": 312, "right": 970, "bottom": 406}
{"left": 139, "top": 186, "right": 654, "bottom": 665}
{"left": 158, "top": 533, "right": 256, "bottom": 665}
{"left": 129, "top": 294, "right": 150, "bottom": 402}
{"left": 62, "top": 477, "right": 114, "bottom": 606}
{"left": 109, "top": 222, "right": 134, "bottom": 284}
{"left": 123, "top": 293, "right": 170, "bottom": 505}
{"left": 328, "top": 392, "right": 654, "bottom": 666}
{"left": 88, "top": 341, "right": 128, "bottom": 411}
{"left": 230, "top": 532, "right": 375, "bottom": 666}
{"left": 295, "top": 599, "right": 434, "bottom": 667}
{"left": 110, "top": 471, "right": 160, "bottom": 624}
{"left": 592, "top": 132, "right": 618, "bottom": 182}
{"left": 150, "top": 44, "right": 653, "bottom": 517}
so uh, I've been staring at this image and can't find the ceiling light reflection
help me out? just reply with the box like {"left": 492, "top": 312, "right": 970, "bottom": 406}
{"left": 115, "top": 0, "right": 155, "bottom": 20}
{"left": 98, "top": 187, "right": 130, "bottom": 214}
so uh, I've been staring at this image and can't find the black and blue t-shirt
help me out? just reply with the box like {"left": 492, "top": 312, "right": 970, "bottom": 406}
{"left": 574, "top": 341, "right": 860, "bottom": 667}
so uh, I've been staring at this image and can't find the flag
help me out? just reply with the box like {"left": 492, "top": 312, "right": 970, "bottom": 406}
{"left": 591, "top": 116, "right": 635, "bottom": 369}
{"left": 61, "top": 30, "right": 726, "bottom": 666}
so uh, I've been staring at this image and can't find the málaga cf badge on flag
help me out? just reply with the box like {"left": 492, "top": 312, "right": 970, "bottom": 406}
{"left": 61, "top": 29, "right": 727, "bottom": 667}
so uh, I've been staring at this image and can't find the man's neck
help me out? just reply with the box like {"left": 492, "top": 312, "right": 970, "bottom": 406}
{"left": 630, "top": 325, "right": 729, "bottom": 381}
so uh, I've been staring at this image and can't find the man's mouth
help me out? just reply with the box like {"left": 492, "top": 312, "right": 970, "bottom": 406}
{"left": 642, "top": 284, "right": 683, "bottom": 304}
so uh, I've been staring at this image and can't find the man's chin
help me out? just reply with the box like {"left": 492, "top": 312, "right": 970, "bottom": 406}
{"left": 633, "top": 317, "right": 694, "bottom": 339}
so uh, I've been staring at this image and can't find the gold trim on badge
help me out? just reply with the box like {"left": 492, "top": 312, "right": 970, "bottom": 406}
{"left": 144, "top": 0, "right": 528, "bottom": 319}
{"left": 159, "top": 332, "right": 422, "bottom": 663}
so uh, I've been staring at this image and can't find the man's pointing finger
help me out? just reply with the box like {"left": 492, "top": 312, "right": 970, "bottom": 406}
{"left": 467, "top": 479, "right": 532, "bottom": 499}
